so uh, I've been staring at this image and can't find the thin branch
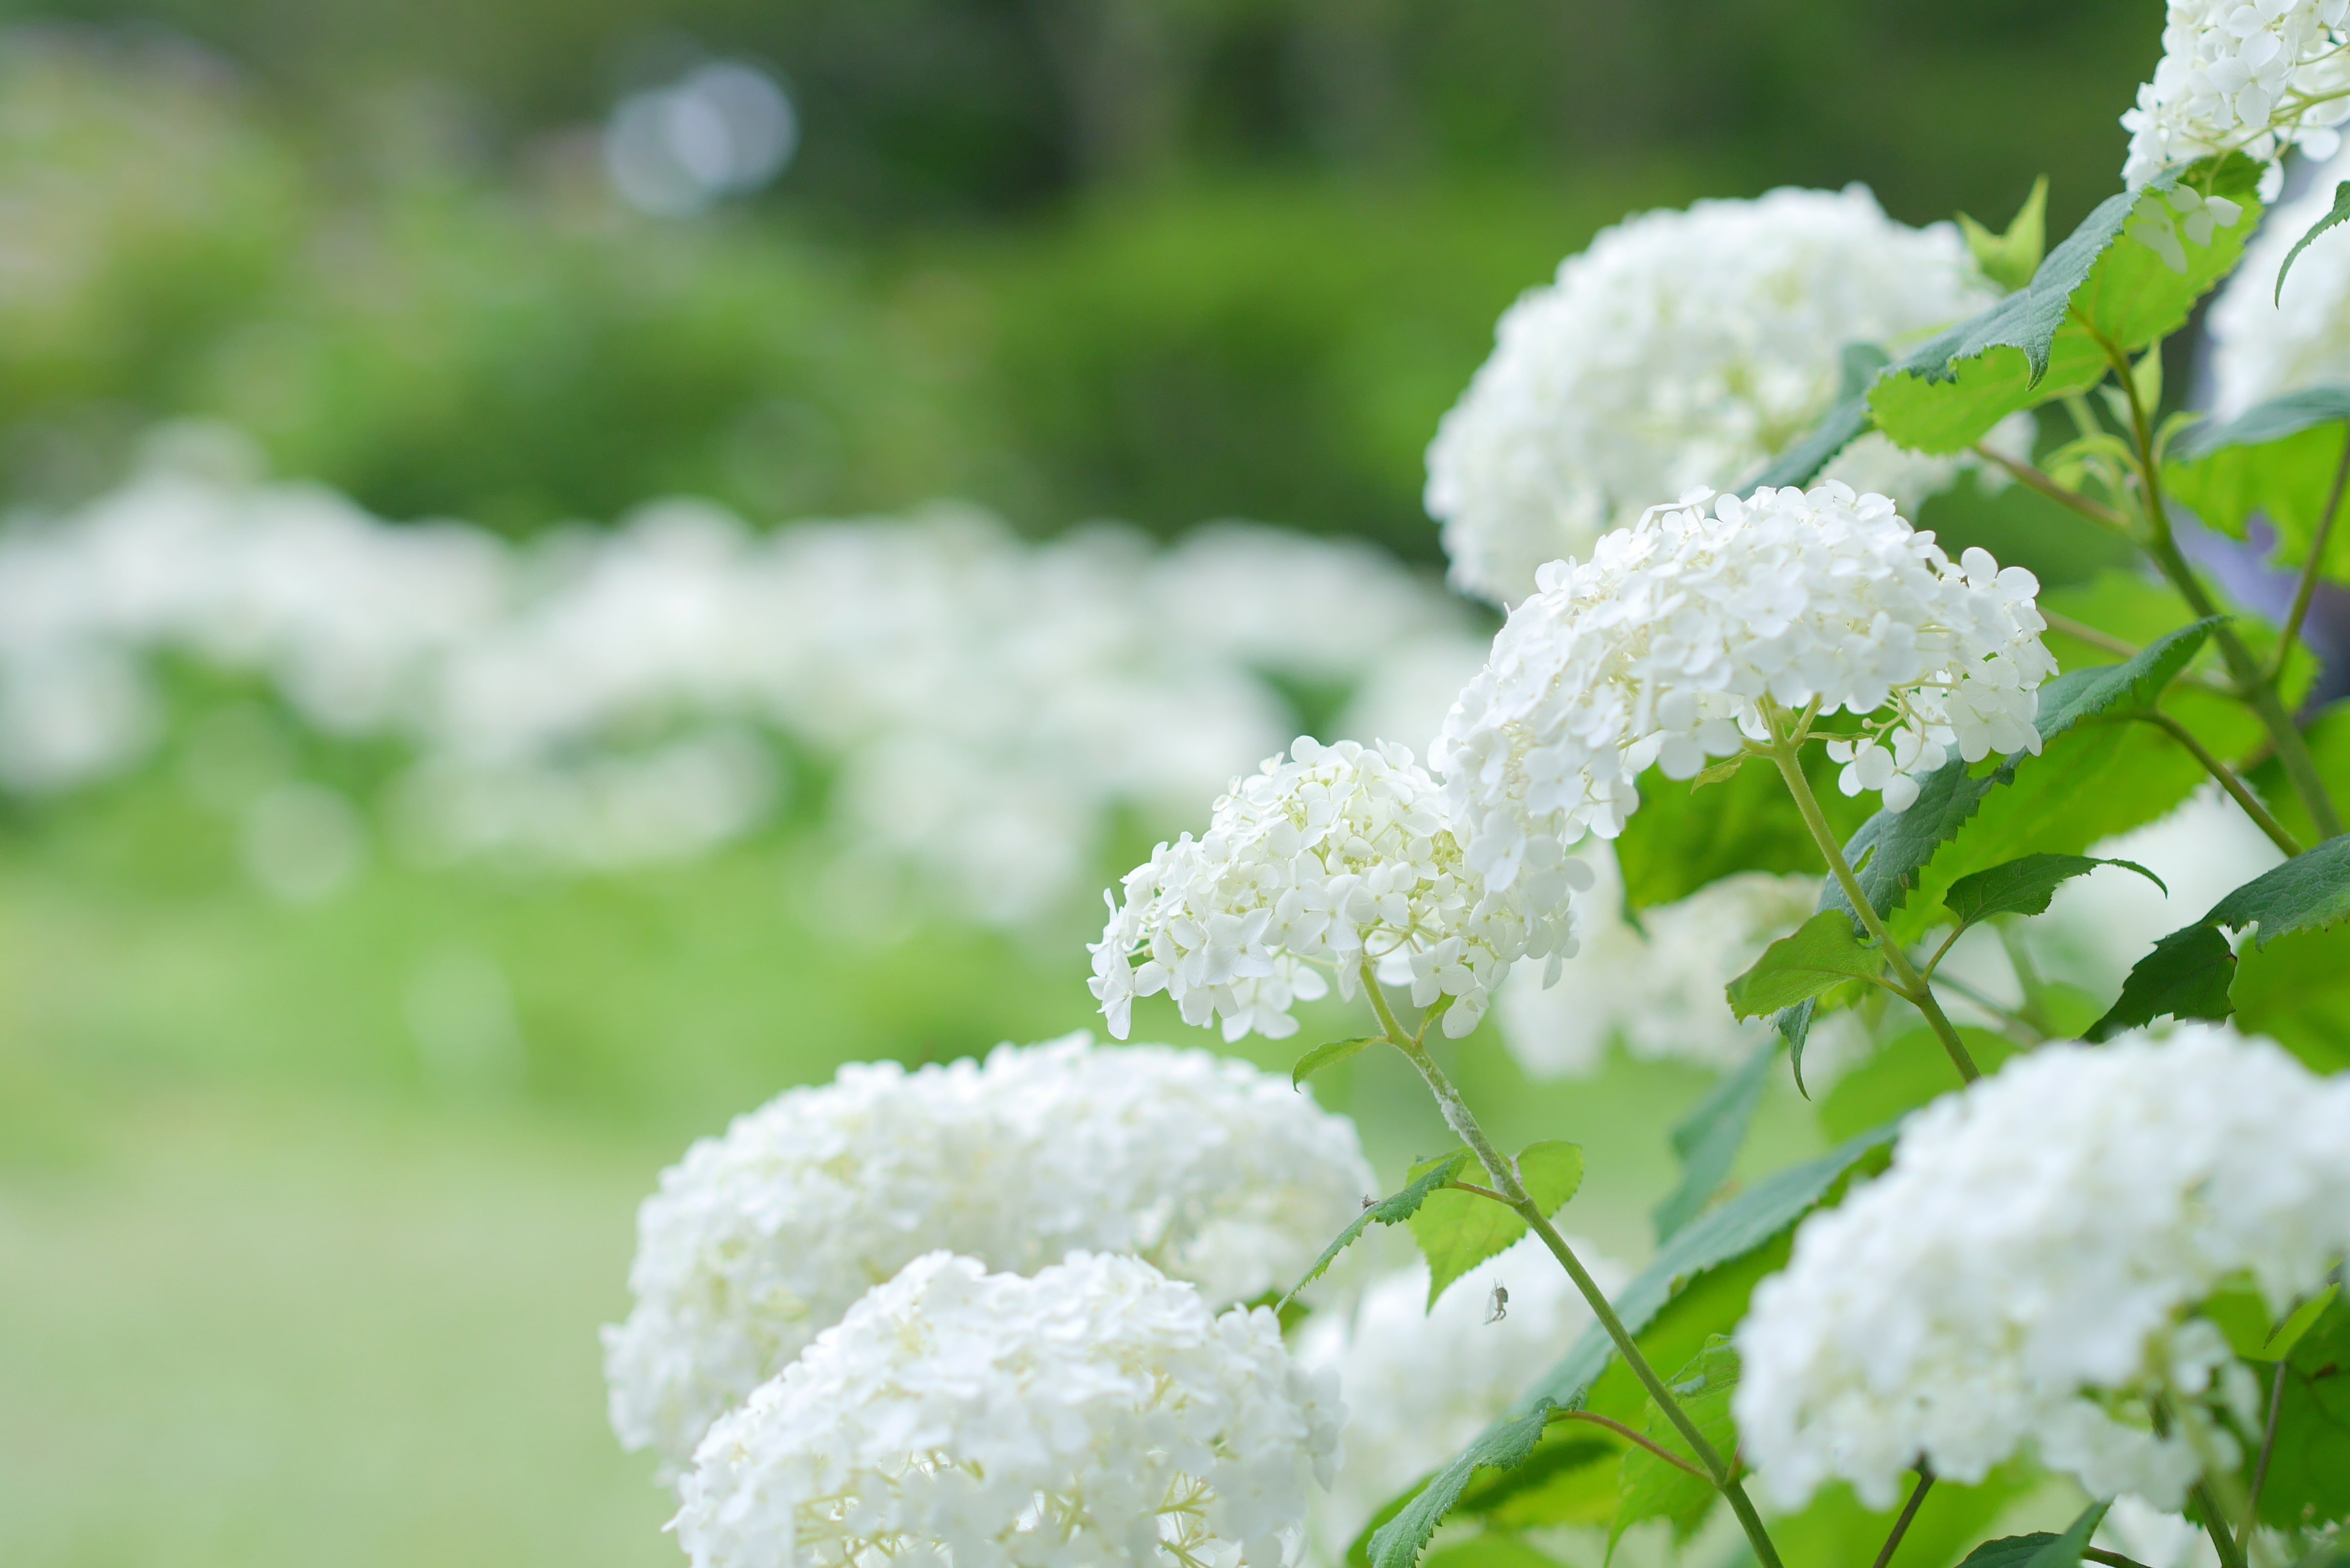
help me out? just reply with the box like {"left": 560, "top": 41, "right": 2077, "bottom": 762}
{"left": 1926, "top": 969, "right": 2043, "bottom": 1044}
{"left": 1972, "top": 443, "right": 2133, "bottom": 532}
{"left": 1552, "top": 1411, "right": 1710, "bottom": 1481}
{"left": 2269, "top": 430, "right": 2350, "bottom": 688}
{"left": 1446, "top": 1181, "right": 1512, "bottom": 1206}
{"left": 2239, "top": 1358, "right": 2290, "bottom": 1553}
{"left": 2041, "top": 611, "right": 2233, "bottom": 696}
{"left": 2134, "top": 712, "right": 2305, "bottom": 857}
{"left": 1919, "top": 926, "right": 1967, "bottom": 984}
{"left": 1869, "top": 1470, "right": 1935, "bottom": 1568}
{"left": 2085, "top": 1552, "right": 2158, "bottom": 1568}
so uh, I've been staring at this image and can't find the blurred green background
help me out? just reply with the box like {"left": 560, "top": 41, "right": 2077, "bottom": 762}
{"left": 0, "top": 4, "right": 2156, "bottom": 1565}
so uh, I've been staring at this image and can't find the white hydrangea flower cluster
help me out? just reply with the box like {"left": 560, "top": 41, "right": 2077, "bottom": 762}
{"left": 1434, "top": 484, "right": 2054, "bottom": 895}
{"left": 1495, "top": 844, "right": 1866, "bottom": 1079}
{"left": 1424, "top": 186, "right": 2016, "bottom": 607}
{"left": 1735, "top": 1026, "right": 2350, "bottom": 1512}
{"left": 0, "top": 428, "right": 1484, "bottom": 927}
{"left": 2121, "top": 0, "right": 2350, "bottom": 194}
{"left": 1293, "top": 1234, "right": 1623, "bottom": 1559}
{"left": 602, "top": 1035, "right": 1373, "bottom": 1472}
{"left": 2207, "top": 139, "right": 2350, "bottom": 414}
{"left": 1090, "top": 737, "right": 1580, "bottom": 1046}
{"left": 673, "top": 1251, "right": 1344, "bottom": 1568}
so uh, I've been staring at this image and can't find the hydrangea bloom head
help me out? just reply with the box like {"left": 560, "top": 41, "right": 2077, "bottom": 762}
{"left": 602, "top": 1035, "right": 1372, "bottom": 1472}
{"left": 1434, "top": 483, "right": 2053, "bottom": 891}
{"left": 1090, "top": 737, "right": 1580, "bottom": 1045}
{"left": 1424, "top": 186, "right": 2010, "bottom": 606}
{"left": 672, "top": 1252, "right": 1344, "bottom": 1568}
{"left": 2122, "top": 0, "right": 2350, "bottom": 194}
{"left": 1735, "top": 1026, "right": 2350, "bottom": 1511}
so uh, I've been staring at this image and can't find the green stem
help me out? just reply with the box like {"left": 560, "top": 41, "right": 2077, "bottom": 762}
{"left": 1365, "top": 968, "right": 1787, "bottom": 1568}
{"left": 2239, "top": 1359, "right": 2289, "bottom": 1555}
{"left": 1869, "top": 1470, "right": 1934, "bottom": 1568}
{"left": 2193, "top": 1480, "right": 2252, "bottom": 1568}
{"left": 1761, "top": 736, "right": 1980, "bottom": 1083}
{"left": 2104, "top": 333, "right": 2344, "bottom": 839}
{"left": 1971, "top": 444, "right": 2133, "bottom": 533}
{"left": 2134, "top": 713, "right": 2304, "bottom": 857}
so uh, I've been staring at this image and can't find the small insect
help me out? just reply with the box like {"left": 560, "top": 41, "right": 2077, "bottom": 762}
{"left": 1361, "top": 1194, "right": 1377, "bottom": 1210}
{"left": 1485, "top": 1282, "right": 1510, "bottom": 1324}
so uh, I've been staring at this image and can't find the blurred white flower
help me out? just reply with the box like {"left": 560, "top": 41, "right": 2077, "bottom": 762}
{"left": 2122, "top": 0, "right": 2350, "bottom": 194}
{"left": 1435, "top": 484, "right": 2053, "bottom": 899}
{"left": 602, "top": 1034, "right": 1373, "bottom": 1473}
{"left": 1736, "top": 1026, "right": 2350, "bottom": 1512}
{"left": 606, "top": 60, "right": 797, "bottom": 218}
{"left": 1495, "top": 843, "right": 1833, "bottom": 1078}
{"left": 673, "top": 1251, "right": 1343, "bottom": 1568}
{"left": 2207, "top": 139, "right": 2350, "bottom": 415}
{"left": 1293, "top": 1233, "right": 1622, "bottom": 1559}
{"left": 1425, "top": 186, "right": 2008, "bottom": 606}
{"left": 1091, "top": 737, "right": 1580, "bottom": 1044}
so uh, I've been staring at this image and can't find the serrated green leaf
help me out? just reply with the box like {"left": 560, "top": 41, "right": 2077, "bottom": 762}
{"left": 1366, "top": 1129, "right": 1897, "bottom": 1568}
{"left": 1955, "top": 1501, "right": 2110, "bottom": 1568}
{"left": 1611, "top": 1340, "right": 1739, "bottom": 1554}
{"left": 2090, "top": 835, "right": 2350, "bottom": 1038}
{"left": 2166, "top": 388, "right": 2350, "bottom": 578}
{"left": 1778, "top": 620, "right": 2218, "bottom": 1068}
{"left": 1960, "top": 176, "right": 2050, "bottom": 293}
{"left": 2278, "top": 180, "right": 2350, "bottom": 303}
{"left": 1281, "top": 1149, "right": 1471, "bottom": 1306}
{"left": 2258, "top": 1294, "right": 2350, "bottom": 1530}
{"left": 1729, "top": 911, "right": 1885, "bottom": 1018}
{"left": 1293, "top": 1036, "right": 1378, "bottom": 1090}
{"left": 1455, "top": 1429, "right": 1620, "bottom": 1530}
{"left": 1944, "top": 853, "right": 2165, "bottom": 927}
{"left": 1870, "top": 179, "right": 2259, "bottom": 455}
{"left": 1408, "top": 1141, "right": 1582, "bottom": 1307}
{"left": 1652, "top": 1039, "right": 1777, "bottom": 1243}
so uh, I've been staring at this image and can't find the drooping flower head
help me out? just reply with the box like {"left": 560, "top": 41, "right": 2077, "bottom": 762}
{"left": 602, "top": 1035, "right": 1372, "bottom": 1473}
{"left": 1434, "top": 483, "right": 2053, "bottom": 894}
{"left": 672, "top": 1252, "right": 1344, "bottom": 1568}
{"left": 1090, "top": 736, "right": 1580, "bottom": 1046}
{"left": 1735, "top": 1026, "right": 2350, "bottom": 1512}
{"left": 2122, "top": 0, "right": 2350, "bottom": 195}
{"left": 1425, "top": 186, "right": 2016, "bottom": 606}
{"left": 1293, "top": 1233, "right": 1624, "bottom": 1559}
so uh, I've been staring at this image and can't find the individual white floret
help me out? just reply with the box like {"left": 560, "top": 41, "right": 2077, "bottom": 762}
{"left": 1494, "top": 844, "right": 1833, "bottom": 1078}
{"left": 1090, "top": 736, "right": 1580, "bottom": 1046}
{"left": 2208, "top": 139, "right": 2350, "bottom": 415}
{"left": 602, "top": 1034, "right": 1373, "bottom": 1474}
{"left": 1293, "top": 1233, "right": 1624, "bottom": 1559}
{"left": 1735, "top": 1026, "right": 2350, "bottom": 1512}
{"left": 2122, "top": 0, "right": 2350, "bottom": 195}
{"left": 1424, "top": 186, "right": 2009, "bottom": 606}
{"left": 673, "top": 1251, "right": 1344, "bottom": 1568}
{"left": 1433, "top": 483, "right": 2053, "bottom": 897}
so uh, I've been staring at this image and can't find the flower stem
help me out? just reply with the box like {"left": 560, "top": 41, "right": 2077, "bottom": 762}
{"left": 2238, "top": 1359, "right": 2289, "bottom": 1555}
{"left": 1363, "top": 966, "right": 1787, "bottom": 1568}
{"left": 1869, "top": 1469, "right": 1935, "bottom": 1568}
{"left": 1761, "top": 737, "right": 1979, "bottom": 1084}
{"left": 2269, "top": 432, "right": 2350, "bottom": 688}
{"left": 2135, "top": 713, "right": 2303, "bottom": 856}
{"left": 2193, "top": 1479, "right": 2251, "bottom": 1568}
{"left": 2102, "top": 331, "right": 2343, "bottom": 840}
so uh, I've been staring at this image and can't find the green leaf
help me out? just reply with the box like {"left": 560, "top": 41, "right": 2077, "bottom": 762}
{"left": 1747, "top": 393, "right": 1873, "bottom": 491}
{"left": 2277, "top": 180, "right": 2350, "bottom": 303}
{"left": 1955, "top": 1501, "right": 2110, "bottom": 1568}
{"left": 2165, "top": 388, "right": 2350, "bottom": 576}
{"left": 1293, "top": 1036, "right": 1377, "bottom": 1090}
{"left": 1420, "top": 1537, "right": 1570, "bottom": 1568}
{"left": 2233, "top": 923, "right": 2350, "bottom": 1073}
{"left": 1611, "top": 1339, "right": 1739, "bottom": 1554}
{"left": 1281, "top": 1148, "right": 1472, "bottom": 1306}
{"left": 1818, "top": 1027, "right": 2017, "bottom": 1144}
{"left": 1651, "top": 1040, "right": 1777, "bottom": 1243}
{"left": 1366, "top": 1129, "right": 1897, "bottom": 1568}
{"left": 1409, "top": 1141, "right": 1582, "bottom": 1307}
{"left": 2255, "top": 1292, "right": 2350, "bottom": 1531}
{"left": 1614, "top": 745, "right": 1867, "bottom": 911}
{"left": 1728, "top": 910, "right": 1885, "bottom": 1017}
{"left": 1943, "top": 853, "right": 2165, "bottom": 927}
{"left": 1960, "top": 175, "right": 2050, "bottom": 293}
{"left": 1453, "top": 1428, "right": 1621, "bottom": 1530}
{"left": 1870, "top": 177, "right": 2260, "bottom": 455}
{"left": 2089, "top": 834, "right": 2350, "bottom": 1038}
